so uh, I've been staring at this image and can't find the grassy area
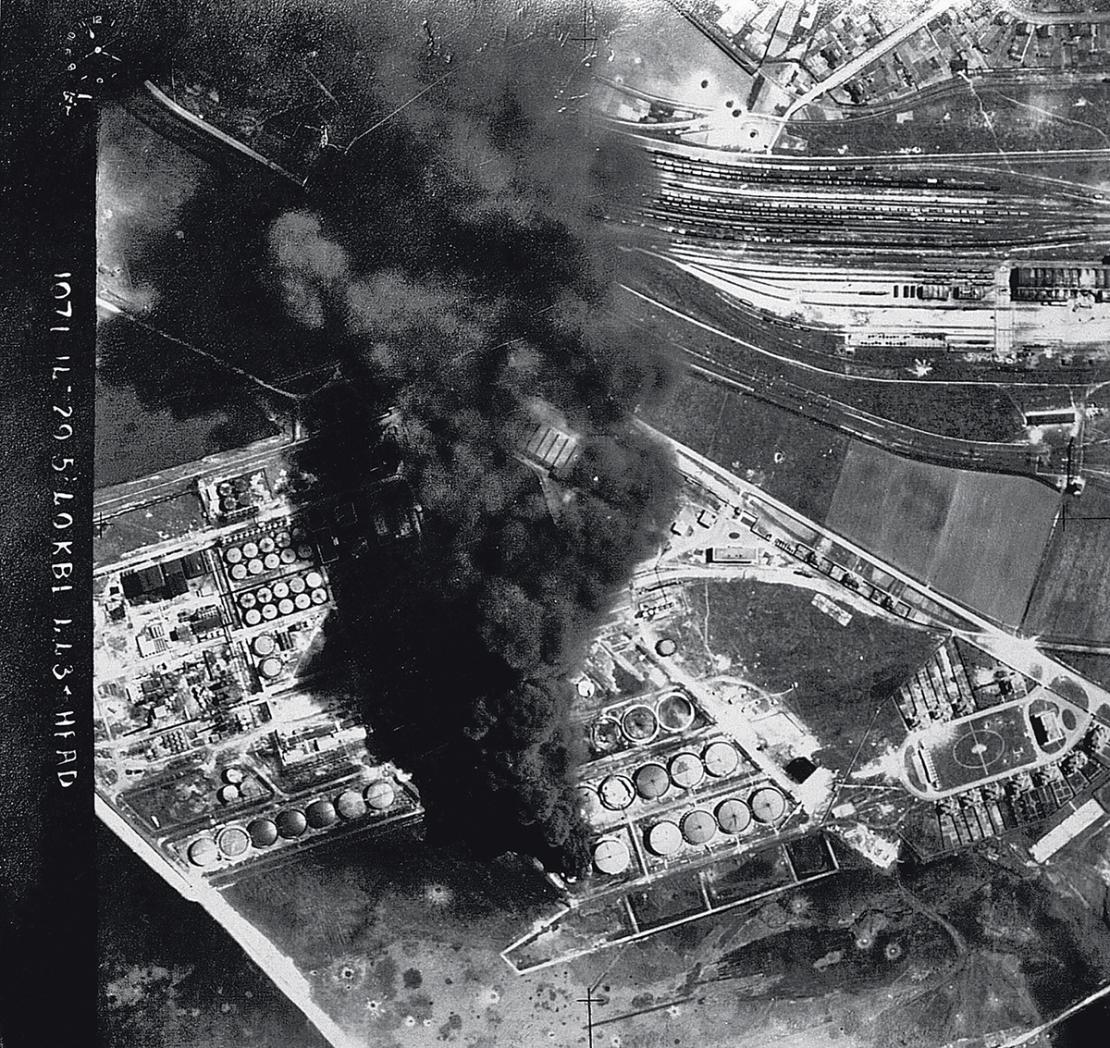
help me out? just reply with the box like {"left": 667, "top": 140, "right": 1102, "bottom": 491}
{"left": 827, "top": 441, "right": 1060, "bottom": 626}
{"left": 691, "top": 580, "right": 939, "bottom": 769}
{"left": 1023, "top": 480, "right": 1110, "bottom": 641}
{"left": 792, "top": 81, "right": 1110, "bottom": 158}
{"left": 642, "top": 369, "right": 850, "bottom": 522}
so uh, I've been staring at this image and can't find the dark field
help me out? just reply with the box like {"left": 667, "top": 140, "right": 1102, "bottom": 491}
{"left": 826, "top": 441, "right": 1060, "bottom": 626}
{"left": 1023, "top": 481, "right": 1110, "bottom": 643}
{"left": 641, "top": 369, "right": 850, "bottom": 522}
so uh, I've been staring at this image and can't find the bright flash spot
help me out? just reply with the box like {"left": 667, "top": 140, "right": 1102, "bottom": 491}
{"left": 425, "top": 883, "right": 453, "bottom": 906}
{"left": 404, "top": 1016, "right": 416, "bottom": 1027}
{"left": 668, "top": 1005, "right": 681, "bottom": 1017}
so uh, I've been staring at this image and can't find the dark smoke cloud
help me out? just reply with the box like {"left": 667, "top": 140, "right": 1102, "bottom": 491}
{"left": 110, "top": 0, "right": 676, "bottom": 872}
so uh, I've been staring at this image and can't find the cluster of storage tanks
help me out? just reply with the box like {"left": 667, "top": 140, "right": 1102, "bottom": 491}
{"left": 590, "top": 690, "right": 697, "bottom": 754}
{"left": 590, "top": 782, "right": 788, "bottom": 875}
{"left": 222, "top": 524, "right": 317, "bottom": 582}
{"left": 183, "top": 777, "right": 399, "bottom": 869}
{"left": 233, "top": 569, "right": 329, "bottom": 629}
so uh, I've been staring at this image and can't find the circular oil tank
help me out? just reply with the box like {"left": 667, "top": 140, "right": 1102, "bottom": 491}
{"left": 224, "top": 546, "right": 242, "bottom": 564}
{"left": 646, "top": 820, "right": 682, "bottom": 856}
{"left": 655, "top": 637, "right": 678, "bottom": 657}
{"left": 311, "top": 588, "right": 328, "bottom": 605}
{"left": 217, "top": 826, "right": 250, "bottom": 858}
{"left": 244, "top": 608, "right": 262, "bottom": 627}
{"left": 750, "top": 786, "right": 786, "bottom": 824}
{"left": 704, "top": 741, "right": 740, "bottom": 778}
{"left": 621, "top": 705, "right": 659, "bottom": 744}
{"left": 247, "top": 558, "right": 264, "bottom": 576}
{"left": 218, "top": 481, "right": 233, "bottom": 497}
{"left": 657, "top": 692, "right": 695, "bottom": 732}
{"left": 295, "top": 593, "right": 312, "bottom": 611}
{"left": 576, "top": 786, "right": 602, "bottom": 820}
{"left": 715, "top": 798, "right": 751, "bottom": 835}
{"left": 681, "top": 809, "right": 717, "bottom": 845}
{"left": 238, "top": 591, "right": 257, "bottom": 610}
{"left": 272, "top": 581, "right": 290, "bottom": 600}
{"left": 306, "top": 799, "right": 338, "bottom": 829}
{"left": 599, "top": 775, "right": 635, "bottom": 811}
{"left": 576, "top": 678, "right": 596, "bottom": 698}
{"left": 223, "top": 766, "right": 245, "bottom": 785}
{"left": 264, "top": 553, "right": 281, "bottom": 571}
{"left": 255, "top": 586, "right": 273, "bottom": 606}
{"left": 233, "top": 477, "right": 250, "bottom": 493}
{"left": 261, "top": 603, "right": 278, "bottom": 620}
{"left": 669, "top": 752, "right": 704, "bottom": 790}
{"left": 248, "top": 818, "right": 278, "bottom": 847}
{"left": 220, "top": 496, "right": 237, "bottom": 512}
{"left": 305, "top": 571, "right": 324, "bottom": 590}
{"left": 633, "top": 763, "right": 670, "bottom": 800}
{"left": 188, "top": 837, "right": 219, "bottom": 867}
{"left": 296, "top": 544, "right": 315, "bottom": 561}
{"left": 230, "top": 563, "right": 248, "bottom": 582}
{"left": 289, "top": 575, "right": 307, "bottom": 594}
{"left": 278, "top": 598, "right": 295, "bottom": 616}
{"left": 276, "top": 809, "right": 307, "bottom": 839}
{"left": 217, "top": 784, "right": 241, "bottom": 804}
{"left": 275, "top": 530, "right": 292, "bottom": 548}
{"left": 291, "top": 525, "right": 307, "bottom": 541}
{"left": 259, "top": 657, "right": 282, "bottom": 679}
{"left": 242, "top": 541, "right": 259, "bottom": 559}
{"left": 336, "top": 789, "right": 367, "bottom": 820}
{"left": 592, "top": 837, "right": 631, "bottom": 875}
{"left": 590, "top": 717, "right": 622, "bottom": 754}
{"left": 365, "top": 781, "right": 396, "bottom": 810}
{"left": 280, "top": 547, "right": 297, "bottom": 565}
{"left": 259, "top": 536, "right": 276, "bottom": 554}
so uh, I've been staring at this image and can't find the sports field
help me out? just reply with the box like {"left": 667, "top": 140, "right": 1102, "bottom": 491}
{"left": 922, "top": 704, "right": 1038, "bottom": 793}
{"left": 825, "top": 442, "right": 1060, "bottom": 627}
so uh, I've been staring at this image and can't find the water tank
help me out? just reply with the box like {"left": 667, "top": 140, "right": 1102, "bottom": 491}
{"left": 217, "top": 784, "right": 240, "bottom": 805}
{"left": 188, "top": 837, "right": 219, "bottom": 867}
{"left": 704, "top": 741, "right": 740, "bottom": 778}
{"left": 276, "top": 809, "right": 307, "bottom": 839}
{"left": 633, "top": 763, "right": 669, "bottom": 800}
{"left": 306, "top": 799, "right": 338, "bottom": 829}
{"left": 669, "top": 752, "right": 704, "bottom": 790}
{"left": 248, "top": 818, "right": 278, "bottom": 847}
{"left": 715, "top": 798, "right": 752, "bottom": 835}
{"left": 364, "top": 781, "right": 395, "bottom": 810}
{"left": 336, "top": 790, "right": 367, "bottom": 819}
{"left": 576, "top": 786, "right": 602, "bottom": 821}
{"left": 621, "top": 705, "right": 659, "bottom": 744}
{"left": 750, "top": 786, "right": 786, "bottom": 824}
{"left": 598, "top": 775, "right": 635, "bottom": 811}
{"left": 592, "top": 837, "right": 631, "bottom": 875}
{"left": 590, "top": 717, "right": 622, "bottom": 754}
{"left": 646, "top": 820, "right": 682, "bottom": 856}
{"left": 217, "top": 826, "right": 250, "bottom": 858}
{"left": 657, "top": 692, "right": 695, "bottom": 732}
{"left": 681, "top": 809, "right": 716, "bottom": 845}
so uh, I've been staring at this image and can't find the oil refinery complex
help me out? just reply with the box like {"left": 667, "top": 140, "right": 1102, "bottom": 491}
{"left": 93, "top": 441, "right": 424, "bottom": 891}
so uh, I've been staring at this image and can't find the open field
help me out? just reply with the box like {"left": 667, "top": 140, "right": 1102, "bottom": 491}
{"left": 641, "top": 369, "right": 850, "bottom": 522}
{"left": 826, "top": 442, "right": 1060, "bottom": 626}
{"left": 1023, "top": 481, "right": 1110, "bottom": 643}
{"left": 676, "top": 580, "right": 938, "bottom": 773}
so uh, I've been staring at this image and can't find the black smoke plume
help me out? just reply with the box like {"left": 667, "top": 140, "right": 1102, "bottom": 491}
{"left": 111, "top": 0, "right": 677, "bottom": 873}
